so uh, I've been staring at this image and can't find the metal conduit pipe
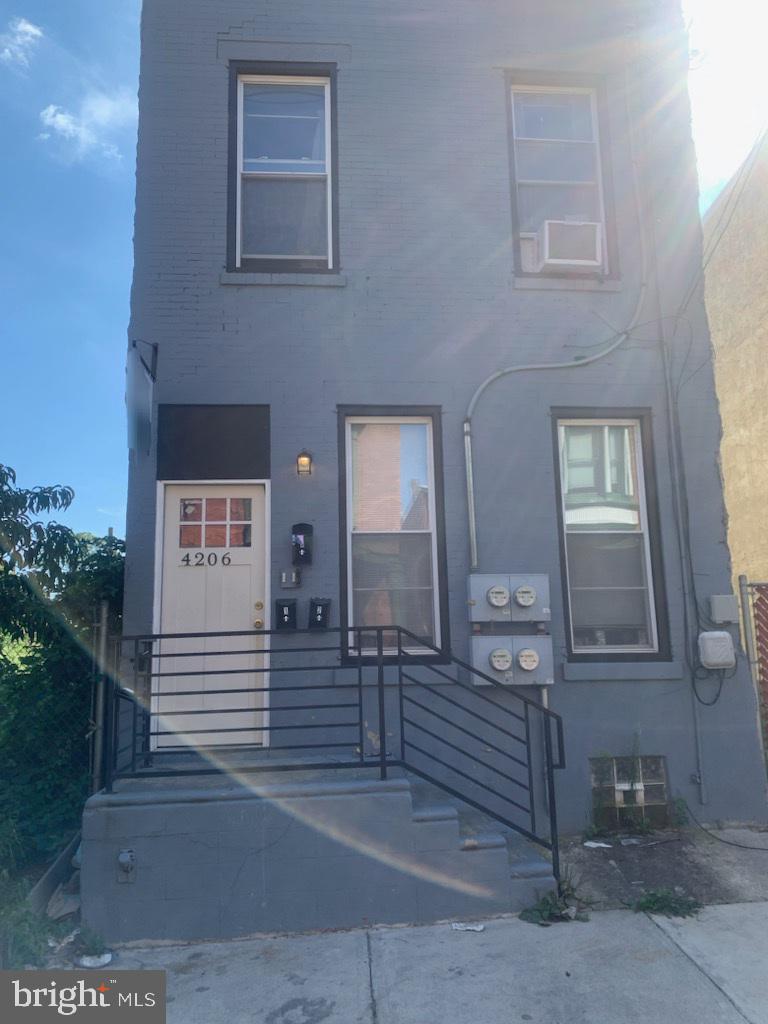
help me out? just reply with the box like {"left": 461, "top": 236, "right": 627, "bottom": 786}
{"left": 463, "top": 284, "right": 646, "bottom": 569}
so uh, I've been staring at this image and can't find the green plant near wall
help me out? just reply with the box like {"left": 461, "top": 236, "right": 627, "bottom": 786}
{"left": 0, "top": 466, "right": 125, "bottom": 871}
{"left": 0, "top": 873, "right": 70, "bottom": 969}
{"left": 520, "top": 873, "right": 591, "bottom": 926}
{"left": 589, "top": 753, "right": 615, "bottom": 832}
{"left": 0, "top": 636, "right": 94, "bottom": 863}
{"left": 632, "top": 888, "right": 701, "bottom": 918}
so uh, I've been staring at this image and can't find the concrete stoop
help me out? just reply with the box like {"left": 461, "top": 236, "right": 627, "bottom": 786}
{"left": 81, "top": 773, "right": 556, "bottom": 943}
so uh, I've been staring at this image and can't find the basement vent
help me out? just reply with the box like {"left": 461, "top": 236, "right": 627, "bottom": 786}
{"left": 590, "top": 755, "right": 669, "bottom": 830}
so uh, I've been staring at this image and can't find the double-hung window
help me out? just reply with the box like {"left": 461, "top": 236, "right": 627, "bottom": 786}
{"left": 344, "top": 416, "right": 442, "bottom": 651}
{"left": 556, "top": 418, "right": 659, "bottom": 654}
{"left": 510, "top": 85, "right": 609, "bottom": 276}
{"left": 235, "top": 73, "right": 334, "bottom": 270}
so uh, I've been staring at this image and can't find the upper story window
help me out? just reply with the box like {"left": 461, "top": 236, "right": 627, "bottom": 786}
{"left": 510, "top": 85, "right": 610, "bottom": 277}
{"left": 556, "top": 418, "right": 660, "bottom": 655}
{"left": 233, "top": 72, "right": 334, "bottom": 271}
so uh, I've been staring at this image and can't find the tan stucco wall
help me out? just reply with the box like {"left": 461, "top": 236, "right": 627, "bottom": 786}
{"left": 706, "top": 135, "right": 768, "bottom": 584}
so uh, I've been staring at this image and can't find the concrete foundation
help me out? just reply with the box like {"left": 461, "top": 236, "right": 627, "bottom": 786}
{"left": 81, "top": 774, "right": 552, "bottom": 943}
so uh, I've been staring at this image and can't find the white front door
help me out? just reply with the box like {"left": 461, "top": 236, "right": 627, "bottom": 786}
{"left": 155, "top": 484, "right": 267, "bottom": 748}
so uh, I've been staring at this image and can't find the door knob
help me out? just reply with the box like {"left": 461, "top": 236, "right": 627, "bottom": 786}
{"left": 254, "top": 618, "right": 264, "bottom": 628}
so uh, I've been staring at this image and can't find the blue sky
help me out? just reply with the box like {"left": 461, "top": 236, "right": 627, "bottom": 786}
{"left": 0, "top": 1, "right": 140, "bottom": 537}
{"left": 0, "top": 1, "right": 764, "bottom": 538}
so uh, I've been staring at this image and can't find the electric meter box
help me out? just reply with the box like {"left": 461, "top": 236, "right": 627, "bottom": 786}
{"left": 470, "top": 635, "right": 554, "bottom": 687}
{"left": 467, "top": 574, "right": 551, "bottom": 623}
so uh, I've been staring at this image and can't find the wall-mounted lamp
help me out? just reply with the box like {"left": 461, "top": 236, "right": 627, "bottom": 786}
{"left": 296, "top": 450, "right": 313, "bottom": 476}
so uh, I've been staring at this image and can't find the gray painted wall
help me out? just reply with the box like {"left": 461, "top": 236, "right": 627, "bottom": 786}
{"left": 124, "top": 0, "right": 768, "bottom": 832}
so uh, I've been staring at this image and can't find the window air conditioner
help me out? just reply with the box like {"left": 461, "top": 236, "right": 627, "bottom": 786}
{"left": 537, "top": 220, "right": 602, "bottom": 271}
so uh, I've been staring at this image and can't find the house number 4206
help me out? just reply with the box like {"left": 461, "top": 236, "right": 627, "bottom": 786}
{"left": 181, "top": 552, "right": 232, "bottom": 566}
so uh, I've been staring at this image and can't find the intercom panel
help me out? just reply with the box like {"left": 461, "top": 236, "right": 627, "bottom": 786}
{"left": 468, "top": 574, "right": 551, "bottom": 623}
{"left": 470, "top": 634, "right": 554, "bottom": 686}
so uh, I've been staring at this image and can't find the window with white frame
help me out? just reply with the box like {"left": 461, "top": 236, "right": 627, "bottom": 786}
{"left": 346, "top": 417, "right": 440, "bottom": 648}
{"left": 236, "top": 75, "right": 333, "bottom": 268}
{"left": 557, "top": 419, "right": 658, "bottom": 653}
{"left": 510, "top": 86, "right": 607, "bottom": 275}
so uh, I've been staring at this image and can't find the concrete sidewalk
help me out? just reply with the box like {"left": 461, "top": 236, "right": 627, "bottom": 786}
{"left": 112, "top": 903, "right": 768, "bottom": 1023}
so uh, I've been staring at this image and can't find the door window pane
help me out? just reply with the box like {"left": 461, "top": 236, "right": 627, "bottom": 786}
{"left": 351, "top": 423, "right": 430, "bottom": 531}
{"left": 229, "top": 524, "right": 252, "bottom": 547}
{"left": 205, "top": 498, "right": 227, "bottom": 521}
{"left": 230, "top": 499, "right": 252, "bottom": 522}
{"left": 205, "top": 525, "right": 227, "bottom": 547}
{"left": 180, "top": 499, "right": 202, "bottom": 522}
{"left": 180, "top": 525, "right": 201, "bottom": 548}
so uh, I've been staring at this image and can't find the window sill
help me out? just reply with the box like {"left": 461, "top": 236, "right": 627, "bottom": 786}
{"left": 513, "top": 276, "right": 622, "bottom": 292}
{"left": 562, "top": 661, "right": 683, "bottom": 681}
{"left": 220, "top": 272, "right": 347, "bottom": 288}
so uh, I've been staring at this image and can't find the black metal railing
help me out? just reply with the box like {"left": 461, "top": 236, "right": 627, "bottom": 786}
{"left": 101, "top": 625, "right": 565, "bottom": 877}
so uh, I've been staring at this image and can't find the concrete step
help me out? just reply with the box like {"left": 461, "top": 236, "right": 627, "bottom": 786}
{"left": 407, "top": 775, "right": 554, "bottom": 881}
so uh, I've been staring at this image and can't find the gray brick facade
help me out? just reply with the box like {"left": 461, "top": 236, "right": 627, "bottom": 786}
{"left": 122, "top": 0, "right": 767, "bottom": 843}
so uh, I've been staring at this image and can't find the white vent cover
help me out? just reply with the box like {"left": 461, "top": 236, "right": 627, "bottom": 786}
{"left": 537, "top": 220, "right": 602, "bottom": 271}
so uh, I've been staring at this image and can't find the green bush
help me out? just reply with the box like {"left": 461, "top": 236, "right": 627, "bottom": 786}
{"left": 0, "top": 872, "right": 70, "bottom": 968}
{"left": 0, "top": 465, "right": 124, "bottom": 874}
{"left": 0, "top": 635, "right": 92, "bottom": 864}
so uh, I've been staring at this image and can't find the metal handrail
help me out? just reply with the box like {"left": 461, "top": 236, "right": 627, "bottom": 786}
{"left": 102, "top": 624, "right": 564, "bottom": 880}
{"left": 394, "top": 628, "right": 563, "bottom": 876}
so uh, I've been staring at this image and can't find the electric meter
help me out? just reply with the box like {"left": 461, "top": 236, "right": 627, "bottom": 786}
{"left": 486, "top": 584, "right": 511, "bottom": 608}
{"left": 489, "top": 648, "right": 513, "bottom": 672}
{"left": 517, "top": 648, "right": 540, "bottom": 672}
{"left": 514, "top": 584, "right": 537, "bottom": 608}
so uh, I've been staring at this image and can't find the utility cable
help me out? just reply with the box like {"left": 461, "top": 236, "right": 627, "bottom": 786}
{"left": 691, "top": 668, "right": 724, "bottom": 707}
{"left": 682, "top": 798, "right": 768, "bottom": 852}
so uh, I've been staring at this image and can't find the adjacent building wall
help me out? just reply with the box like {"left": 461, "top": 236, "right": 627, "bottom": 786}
{"left": 706, "top": 134, "right": 768, "bottom": 583}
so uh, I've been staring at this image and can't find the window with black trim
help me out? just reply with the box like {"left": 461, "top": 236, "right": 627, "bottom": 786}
{"left": 339, "top": 411, "right": 448, "bottom": 655}
{"left": 230, "top": 67, "right": 336, "bottom": 271}
{"left": 556, "top": 418, "right": 660, "bottom": 655}
{"left": 509, "top": 83, "right": 612, "bottom": 277}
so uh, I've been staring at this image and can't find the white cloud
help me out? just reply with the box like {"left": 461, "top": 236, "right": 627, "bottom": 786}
{"left": 0, "top": 16, "right": 43, "bottom": 67}
{"left": 39, "top": 88, "right": 137, "bottom": 161}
